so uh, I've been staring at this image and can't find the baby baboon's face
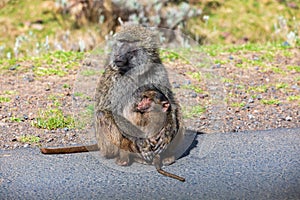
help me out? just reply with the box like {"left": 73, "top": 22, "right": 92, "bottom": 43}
{"left": 135, "top": 91, "right": 170, "bottom": 113}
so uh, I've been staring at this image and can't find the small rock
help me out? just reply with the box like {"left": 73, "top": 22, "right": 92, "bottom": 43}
{"left": 245, "top": 104, "right": 251, "bottom": 109}
{"left": 282, "top": 41, "right": 290, "bottom": 47}
{"left": 248, "top": 114, "right": 255, "bottom": 120}
{"left": 186, "top": 80, "right": 191, "bottom": 85}
{"left": 270, "top": 87, "right": 276, "bottom": 93}
{"left": 9, "top": 64, "right": 20, "bottom": 70}
{"left": 234, "top": 126, "right": 240, "bottom": 132}
{"left": 23, "top": 114, "right": 29, "bottom": 120}
{"left": 172, "top": 82, "right": 181, "bottom": 88}
{"left": 291, "top": 85, "right": 300, "bottom": 91}
{"left": 4, "top": 144, "right": 10, "bottom": 148}
{"left": 199, "top": 94, "right": 209, "bottom": 99}
{"left": 236, "top": 59, "right": 243, "bottom": 64}
{"left": 257, "top": 94, "right": 263, "bottom": 100}
{"left": 190, "top": 92, "right": 197, "bottom": 98}
{"left": 214, "top": 63, "right": 221, "bottom": 68}
{"left": 285, "top": 116, "right": 292, "bottom": 121}
{"left": 64, "top": 127, "right": 69, "bottom": 132}
{"left": 23, "top": 144, "right": 30, "bottom": 148}
{"left": 229, "top": 55, "right": 234, "bottom": 60}
{"left": 253, "top": 56, "right": 259, "bottom": 61}
{"left": 23, "top": 74, "right": 34, "bottom": 82}
{"left": 31, "top": 23, "right": 44, "bottom": 30}
{"left": 46, "top": 138, "right": 54, "bottom": 143}
{"left": 224, "top": 83, "right": 232, "bottom": 87}
{"left": 248, "top": 98, "right": 254, "bottom": 103}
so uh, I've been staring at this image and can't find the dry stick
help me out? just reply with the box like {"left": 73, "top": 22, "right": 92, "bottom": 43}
{"left": 157, "top": 168, "right": 185, "bottom": 182}
{"left": 40, "top": 144, "right": 99, "bottom": 154}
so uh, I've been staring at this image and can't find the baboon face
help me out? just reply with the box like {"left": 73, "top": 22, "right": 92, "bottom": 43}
{"left": 111, "top": 40, "right": 149, "bottom": 74}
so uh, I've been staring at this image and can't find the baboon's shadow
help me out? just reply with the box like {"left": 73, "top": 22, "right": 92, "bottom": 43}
{"left": 175, "top": 129, "right": 205, "bottom": 160}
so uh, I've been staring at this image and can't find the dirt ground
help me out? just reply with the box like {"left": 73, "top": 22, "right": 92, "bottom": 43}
{"left": 0, "top": 47, "right": 299, "bottom": 150}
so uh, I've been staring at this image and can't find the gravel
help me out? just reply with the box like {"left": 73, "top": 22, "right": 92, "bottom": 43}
{"left": 0, "top": 48, "right": 299, "bottom": 150}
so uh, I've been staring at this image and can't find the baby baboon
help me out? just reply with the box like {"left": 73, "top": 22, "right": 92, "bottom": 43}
{"left": 41, "top": 25, "right": 185, "bottom": 182}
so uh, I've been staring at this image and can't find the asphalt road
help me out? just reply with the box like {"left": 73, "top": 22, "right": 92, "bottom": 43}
{"left": 1, "top": 128, "right": 299, "bottom": 200}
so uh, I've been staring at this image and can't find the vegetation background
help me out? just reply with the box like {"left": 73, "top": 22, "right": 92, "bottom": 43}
{"left": 0, "top": 0, "right": 299, "bottom": 149}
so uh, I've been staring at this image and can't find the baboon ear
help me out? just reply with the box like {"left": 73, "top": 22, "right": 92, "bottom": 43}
{"left": 162, "top": 101, "right": 170, "bottom": 112}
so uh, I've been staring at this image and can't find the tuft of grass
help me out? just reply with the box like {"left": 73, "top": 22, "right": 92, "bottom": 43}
{"left": 160, "top": 49, "right": 180, "bottom": 61}
{"left": 181, "top": 84, "right": 204, "bottom": 93}
{"left": 275, "top": 83, "right": 288, "bottom": 90}
{"left": 34, "top": 66, "right": 66, "bottom": 77}
{"left": 183, "top": 105, "right": 206, "bottom": 118}
{"left": 10, "top": 116, "right": 22, "bottom": 122}
{"left": 287, "top": 65, "right": 300, "bottom": 73}
{"left": 0, "top": 96, "right": 11, "bottom": 103}
{"left": 222, "top": 78, "right": 234, "bottom": 83}
{"left": 3, "top": 90, "right": 18, "bottom": 95}
{"left": 86, "top": 104, "right": 94, "bottom": 116}
{"left": 80, "top": 69, "right": 99, "bottom": 76}
{"left": 63, "top": 84, "right": 71, "bottom": 89}
{"left": 18, "top": 135, "right": 40, "bottom": 144}
{"left": 261, "top": 99, "right": 281, "bottom": 105}
{"left": 231, "top": 102, "right": 246, "bottom": 108}
{"left": 287, "top": 95, "right": 300, "bottom": 101}
{"left": 187, "top": 0, "right": 300, "bottom": 44}
{"left": 32, "top": 108, "right": 75, "bottom": 130}
{"left": 0, "top": 51, "right": 83, "bottom": 75}
{"left": 247, "top": 85, "right": 268, "bottom": 93}
{"left": 270, "top": 67, "right": 286, "bottom": 74}
{"left": 186, "top": 71, "right": 202, "bottom": 82}
{"left": 73, "top": 92, "right": 82, "bottom": 97}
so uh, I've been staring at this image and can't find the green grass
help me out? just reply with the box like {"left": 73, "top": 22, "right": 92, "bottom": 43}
{"left": 3, "top": 90, "right": 18, "bottom": 95}
{"left": 0, "top": 96, "right": 11, "bottom": 103}
{"left": 287, "top": 95, "right": 300, "bottom": 101}
{"left": 160, "top": 49, "right": 180, "bottom": 61}
{"left": 187, "top": 0, "right": 300, "bottom": 44}
{"left": 0, "top": 51, "right": 83, "bottom": 75}
{"left": 80, "top": 69, "right": 100, "bottom": 76}
{"left": 86, "top": 104, "right": 94, "bottom": 116}
{"left": 231, "top": 102, "right": 246, "bottom": 108}
{"left": 63, "top": 84, "right": 71, "bottom": 89}
{"left": 48, "top": 94, "right": 63, "bottom": 107}
{"left": 186, "top": 71, "right": 202, "bottom": 82}
{"left": 18, "top": 135, "right": 40, "bottom": 143}
{"left": 181, "top": 84, "right": 204, "bottom": 93}
{"left": 287, "top": 66, "right": 300, "bottom": 73}
{"left": 0, "top": 0, "right": 77, "bottom": 57}
{"left": 32, "top": 108, "right": 76, "bottom": 130}
{"left": 275, "top": 83, "right": 289, "bottom": 90}
{"left": 247, "top": 85, "right": 268, "bottom": 93}
{"left": 10, "top": 116, "right": 22, "bottom": 122}
{"left": 261, "top": 99, "right": 281, "bottom": 105}
{"left": 183, "top": 105, "right": 206, "bottom": 118}
{"left": 270, "top": 67, "right": 286, "bottom": 74}
{"left": 222, "top": 78, "right": 234, "bottom": 83}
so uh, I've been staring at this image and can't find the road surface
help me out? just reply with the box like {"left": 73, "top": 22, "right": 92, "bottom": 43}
{"left": 1, "top": 128, "right": 299, "bottom": 199}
